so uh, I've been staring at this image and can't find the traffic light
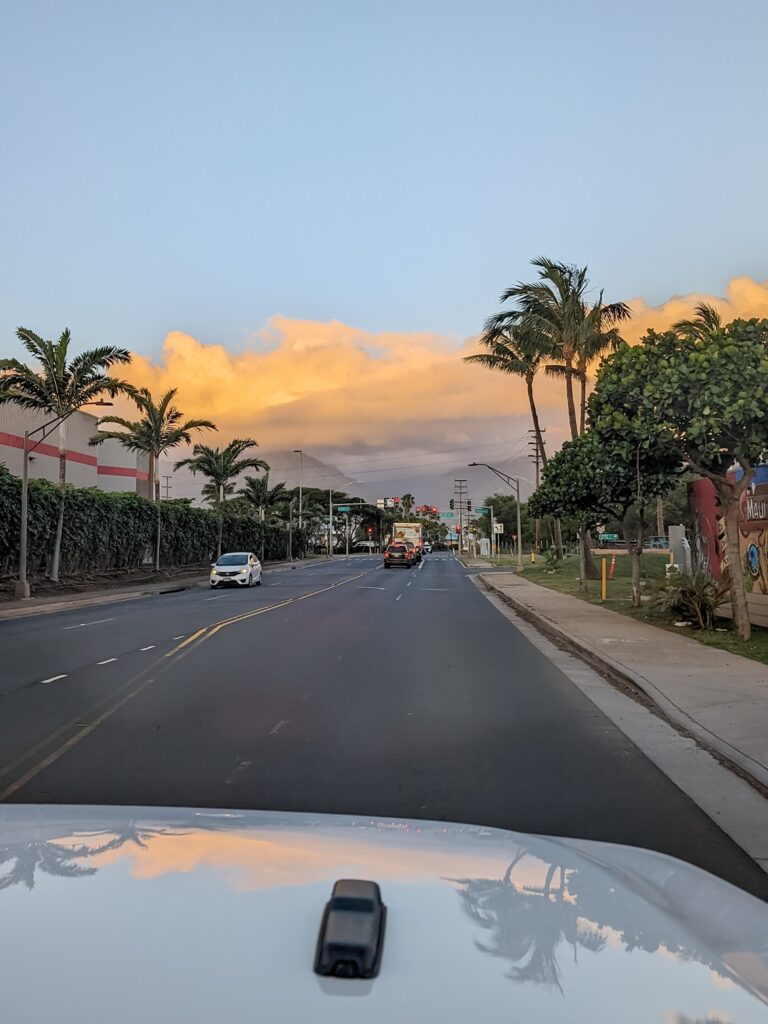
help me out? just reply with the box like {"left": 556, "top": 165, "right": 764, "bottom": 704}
{"left": 456, "top": 525, "right": 462, "bottom": 533}
{"left": 449, "top": 499, "right": 454, "bottom": 510}
{"left": 467, "top": 499, "right": 472, "bottom": 512}
{"left": 366, "top": 527, "right": 373, "bottom": 535}
{"left": 431, "top": 506, "right": 437, "bottom": 514}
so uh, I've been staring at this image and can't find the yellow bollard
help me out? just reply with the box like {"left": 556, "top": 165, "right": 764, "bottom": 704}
{"left": 601, "top": 556, "right": 607, "bottom": 601}
{"left": 531, "top": 550, "right": 536, "bottom": 564}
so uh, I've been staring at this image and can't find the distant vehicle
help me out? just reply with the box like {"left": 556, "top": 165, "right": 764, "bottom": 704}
{"left": 422, "top": 542, "right": 432, "bottom": 554}
{"left": 392, "top": 521, "right": 422, "bottom": 551}
{"left": 384, "top": 543, "right": 414, "bottom": 568}
{"left": 646, "top": 535, "right": 668, "bottom": 549}
{"left": 210, "top": 551, "right": 262, "bottom": 588}
{"left": 405, "top": 541, "right": 421, "bottom": 562}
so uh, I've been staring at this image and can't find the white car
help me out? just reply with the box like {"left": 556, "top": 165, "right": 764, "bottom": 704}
{"left": 210, "top": 551, "right": 262, "bottom": 588}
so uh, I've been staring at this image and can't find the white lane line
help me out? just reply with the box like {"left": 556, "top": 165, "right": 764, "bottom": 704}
{"left": 395, "top": 594, "right": 402, "bottom": 602}
{"left": 97, "top": 658, "right": 117, "bottom": 665}
{"left": 224, "top": 759, "right": 252, "bottom": 784}
{"left": 358, "top": 586, "right": 386, "bottom": 590}
{"left": 418, "top": 559, "right": 425, "bottom": 571}
{"left": 62, "top": 617, "right": 115, "bottom": 631}
{"left": 420, "top": 588, "right": 449, "bottom": 592}
{"left": 406, "top": 581, "right": 412, "bottom": 587}
{"left": 41, "top": 674, "right": 67, "bottom": 685}
{"left": 140, "top": 645, "right": 156, "bottom": 651}
{"left": 269, "top": 719, "right": 290, "bottom": 735}
{"left": 173, "top": 635, "right": 185, "bottom": 640}
{"left": 206, "top": 596, "right": 222, "bottom": 601}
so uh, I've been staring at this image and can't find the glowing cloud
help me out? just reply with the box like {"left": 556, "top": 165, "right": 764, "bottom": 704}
{"left": 121, "top": 277, "right": 768, "bottom": 455}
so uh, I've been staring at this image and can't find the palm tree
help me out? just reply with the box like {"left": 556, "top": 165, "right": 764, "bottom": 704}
{"left": 0, "top": 327, "right": 134, "bottom": 580}
{"left": 465, "top": 319, "right": 548, "bottom": 469}
{"left": 176, "top": 439, "right": 268, "bottom": 557}
{"left": 492, "top": 259, "right": 628, "bottom": 441}
{"left": 672, "top": 301, "right": 722, "bottom": 340}
{"left": 89, "top": 388, "right": 216, "bottom": 570}
{"left": 401, "top": 493, "right": 415, "bottom": 520}
{"left": 239, "top": 472, "right": 286, "bottom": 560}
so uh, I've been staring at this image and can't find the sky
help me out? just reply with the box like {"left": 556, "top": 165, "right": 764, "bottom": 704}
{"left": 2, "top": 0, "right": 768, "bottom": 476}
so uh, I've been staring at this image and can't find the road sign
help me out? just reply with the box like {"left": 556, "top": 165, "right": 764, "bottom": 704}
{"left": 599, "top": 532, "right": 618, "bottom": 542}
{"left": 376, "top": 498, "right": 385, "bottom": 509}
{"left": 442, "top": 512, "right": 455, "bottom": 519}
{"left": 337, "top": 505, "right": 351, "bottom": 512}
{"left": 474, "top": 506, "right": 489, "bottom": 513}
{"left": 493, "top": 523, "right": 504, "bottom": 534}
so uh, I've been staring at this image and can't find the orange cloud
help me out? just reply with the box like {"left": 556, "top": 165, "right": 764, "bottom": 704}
{"left": 121, "top": 277, "right": 768, "bottom": 454}
{"left": 623, "top": 276, "right": 768, "bottom": 344}
{"left": 122, "top": 317, "right": 567, "bottom": 451}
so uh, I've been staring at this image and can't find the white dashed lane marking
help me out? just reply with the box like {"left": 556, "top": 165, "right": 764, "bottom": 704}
{"left": 41, "top": 674, "right": 67, "bottom": 685}
{"left": 97, "top": 658, "right": 117, "bottom": 665}
{"left": 173, "top": 635, "right": 185, "bottom": 640}
{"left": 269, "top": 719, "right": 290, "bottom": 735}
{"left": 395, "top": 594, "right": 403, "bottom": 602}
{"left": 140, "top": 645, "right": 156, "bottom": 651}
{"left": 62, "top": 617, "right": 115, "bottom": 631}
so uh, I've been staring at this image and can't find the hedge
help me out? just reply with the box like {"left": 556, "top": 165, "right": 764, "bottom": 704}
{"left": 0, "top": 468, "right": 307, "bottom": 577}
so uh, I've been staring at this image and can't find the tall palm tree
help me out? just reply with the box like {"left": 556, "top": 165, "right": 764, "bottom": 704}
{"left": 400, "top": 493, "right": 415, "bottom": 520}
{"left": 464, "top": 319, "right": 548, "bottom": 468}
{"left": 89, "top": 388, "right": 216, "bottom": 569}
{"left": 672, "top": 301, "right": 722, "bottom": 340}
{"left": 493, "top": 259, "right": 628, "bottom": 440}
{"left": 546, "top": 295, "right": 630, "bottom": 434}
{"left": 176, "top": 439, "right": 268, "bottom": 557}
{"left": 0, "top": 327, "right": 134, "bottom": 580}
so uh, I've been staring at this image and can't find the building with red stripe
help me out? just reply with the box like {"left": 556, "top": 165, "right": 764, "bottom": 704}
{"left": 0, "top": 406, "right": 151, "bottom": 497}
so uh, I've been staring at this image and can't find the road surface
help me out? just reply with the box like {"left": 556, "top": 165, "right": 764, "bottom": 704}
{"left": 1, "top": 553, "right": 766, "bottom": 899}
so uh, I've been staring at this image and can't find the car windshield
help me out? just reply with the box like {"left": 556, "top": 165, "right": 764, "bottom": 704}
{"left": 2, "top": 9, "right": 768, "bottom": 1000}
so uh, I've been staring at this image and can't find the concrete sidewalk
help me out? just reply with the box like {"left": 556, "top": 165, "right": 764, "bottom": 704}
{"left": 480, "top": 571, "right": 768, "bottom": 791}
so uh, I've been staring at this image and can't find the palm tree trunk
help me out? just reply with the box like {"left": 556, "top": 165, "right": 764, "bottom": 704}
{"left": 564, "top": 361, "right": 579, "bottom": 440}
{"left": 217, "top": 509, "right": 224, "bottom": 559}
{"left": 579, "top": 370, "right": 587, "bottom": 435}
{"left": 721, "top": 484, "right": 752, "bottom": 640}
{"left": 149, "top": 455, "right": 161, "bottom": 572}
{"left": 50, "top": 436, "right": 67, "bottom": 582}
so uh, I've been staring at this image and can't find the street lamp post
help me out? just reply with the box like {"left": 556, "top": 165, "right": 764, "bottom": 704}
{"left": 292, "top": 449, "right": 303, "bottom": 528}
{"left": 468, "top": 462, "right": 524, "bottom": 570}
{"left": 15, "top": 401, "right": 113, "bottom": 599}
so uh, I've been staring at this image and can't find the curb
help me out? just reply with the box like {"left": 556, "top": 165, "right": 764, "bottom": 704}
{"left": 478, "top": 573, "right": 768, "bottom": 793}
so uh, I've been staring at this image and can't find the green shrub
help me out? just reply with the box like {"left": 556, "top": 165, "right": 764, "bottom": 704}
{"left": 653, "top": 568, "right": 724, "bottom": 630}
{"left": 0, "top": 467, "right": 308, "bottom": 577}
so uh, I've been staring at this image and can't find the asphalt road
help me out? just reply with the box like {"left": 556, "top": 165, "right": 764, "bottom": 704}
{"left": 1, "top": 553, "right": 766, "bottom": 899}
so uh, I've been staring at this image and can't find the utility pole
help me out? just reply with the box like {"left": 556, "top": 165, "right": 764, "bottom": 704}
{"left": 468, "top": 463, "right": 523, "bottom": 569}
{"left": 528, "top": 428, "right": 544, "bottom": 555}
{"left": 454, "top": 478, "right": 468, "bottom": 555}
{"left": 161, "top": 474, "right": 172, "bottom": 499}
{"left": 328, "top": 488, "right": 333, "bottom": 558}
{"left": 345, "top": 513, "right": 350, "bottom": 556}
{"left": 489, "top": 503, "right": 495, "bottom": 562}
{"left": 293, "top": 449, "right": 303, "bottom": 528}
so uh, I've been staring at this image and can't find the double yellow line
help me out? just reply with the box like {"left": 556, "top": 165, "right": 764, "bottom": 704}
{"left": 0, "top": 567, "right": 374, "bottom": 802}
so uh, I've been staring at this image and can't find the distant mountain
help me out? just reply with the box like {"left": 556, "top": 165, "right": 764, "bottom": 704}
{"left": 159, "top": 449, "right": 358, "bottom": 505}
{"left": 351, "top": 455, "right": 535, "bottom": 511}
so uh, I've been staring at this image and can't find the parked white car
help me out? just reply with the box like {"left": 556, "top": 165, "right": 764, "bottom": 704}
{"left": 210, "top": 551, "right": 262, "bottom": 589}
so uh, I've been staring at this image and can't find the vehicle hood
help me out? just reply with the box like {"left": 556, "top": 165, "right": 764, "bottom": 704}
{"left": 2, "top": 805, "right": 767, "bottom": 1023}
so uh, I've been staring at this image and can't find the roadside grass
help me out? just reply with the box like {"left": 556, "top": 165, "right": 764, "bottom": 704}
{"left": 518, "top": 551, "right": 768, "bottom": 666}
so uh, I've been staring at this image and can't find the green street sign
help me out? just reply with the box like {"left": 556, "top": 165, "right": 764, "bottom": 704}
{"left": 474, "top": 506, "right": 489, "bottom": 513}
{"left": 599, "top": 532, "right": 618, "bottom": 541}
{"left": 337, "top": 505, "right": 351, "bottom": 512}
{"left": 442, "top": 512, "right": 455, "bottom": 519}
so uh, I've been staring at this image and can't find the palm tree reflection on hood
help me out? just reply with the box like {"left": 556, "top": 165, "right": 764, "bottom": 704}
{"left": 0, "top": 823, "right": 189, "bottom": 891}
{"left": 452, "top": 851, "right": 607, "bottom": 992}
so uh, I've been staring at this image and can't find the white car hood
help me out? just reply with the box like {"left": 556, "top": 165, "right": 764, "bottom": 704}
{"left": 1, "top": 805, "right": 766, "bottom": 1023}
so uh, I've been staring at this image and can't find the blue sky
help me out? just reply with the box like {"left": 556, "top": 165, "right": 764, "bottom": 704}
{"left": 2, "top": 0, "right": 767, "bottom": 363}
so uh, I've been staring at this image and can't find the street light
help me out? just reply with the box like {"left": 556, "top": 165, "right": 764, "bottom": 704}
{"left": 15, "top": 401, "right": 113, "bottom": 599}
{"left": 292, "top": 449, "right": 303, "bottom": 528}
{"left": 468, "top": 462, "right": 523, "bottom": 569}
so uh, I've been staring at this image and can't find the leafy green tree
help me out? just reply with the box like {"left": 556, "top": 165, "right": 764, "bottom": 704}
{"left": 528, "top": 430, "right": 679, "bottom": 605}
{"left": 477, "top": 493, "right": 535, "bottom": 548}
{"left": 590, "top": 317, "right": 768, "bottom": 638}
{"left": 176, "top": 439, "right": 268, "bottom": 557}
{"left": 0, "top": 327, "right": 134, "bottom": 581}
{"left": 90, "top": 387, "right": 215, "bottom": 570}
